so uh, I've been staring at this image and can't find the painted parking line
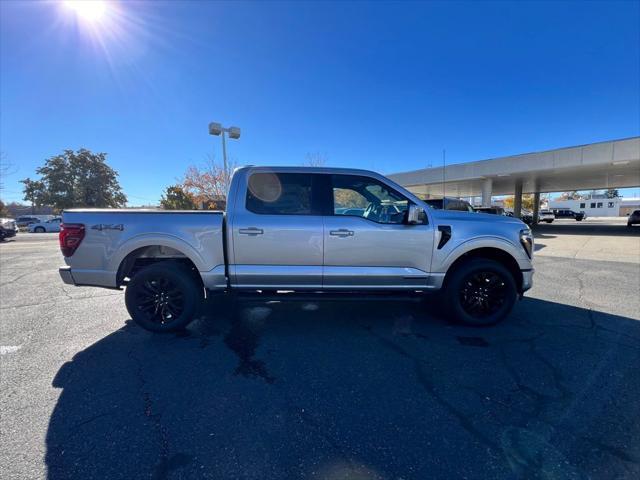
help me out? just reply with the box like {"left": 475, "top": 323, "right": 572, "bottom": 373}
{"left": 0, "top": 345, "right": 22, "bottom": 355}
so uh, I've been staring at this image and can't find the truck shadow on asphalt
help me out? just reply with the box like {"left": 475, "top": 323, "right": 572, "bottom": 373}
{"left": 45, "top": 296, "right": 640, "bottom": 480}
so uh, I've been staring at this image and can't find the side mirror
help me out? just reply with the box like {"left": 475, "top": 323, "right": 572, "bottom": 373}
{"left": 407, "top": 204, "right": 425, "bottom": 225}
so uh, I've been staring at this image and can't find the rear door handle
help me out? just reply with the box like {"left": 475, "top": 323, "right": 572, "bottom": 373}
{"left": 239, "top": 227, "right": 264, "bottom": 236}
{"left": 329, "top": 229, "right": 354, "bottom": 237}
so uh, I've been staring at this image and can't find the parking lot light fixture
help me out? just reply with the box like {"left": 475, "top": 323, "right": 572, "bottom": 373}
{"left": 208, "top": 122, "right": 241, "bottom": 180}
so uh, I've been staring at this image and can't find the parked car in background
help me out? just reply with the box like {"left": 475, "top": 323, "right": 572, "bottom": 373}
{"left": 28, "top": 217, "right": 62, "bottom": 233}
{"left": 627, "top": 210, "right": 640, "bottom": 227}
{"left": 0, "top": 218, "right": 17, "bottom": 240}
{"left": 505, "top": 209, "right": 533, "bottom": 225}
{"left": 552, "top": 209, "right": 586, "bottom": 221}
{"left": 424, "top": 197, "right": 475, "bottom": 213}
{"left": 538, "top": 210, "right": 555, "bottom": 223}
{"left": 15, "top": 216, "right": 41, "bottom": 229}
{"left": 474, "top": 206, "right": 507, "bottom": 215}
{"left": 59, "top": 166, "right": 534, "bottom": 332}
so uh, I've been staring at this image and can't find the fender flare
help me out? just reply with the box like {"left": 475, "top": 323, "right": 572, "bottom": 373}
{"left": 438, "top": 236, "right": 525, "bottom": 273}
{"left": 109, "top": 233, "right": 207, "bottom": 275}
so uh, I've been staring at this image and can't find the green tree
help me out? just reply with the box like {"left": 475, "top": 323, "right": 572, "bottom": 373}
{"left": 20, "top": 178, "right": 46, "bottom": 213}
{"left": 21, "top": 149, "right": 127, "bottom": 210}
{"left": 606, "top": 188, "right": 620, "bottom": 198}
{"left": 160, "top": 185, "right": 197, "bottom": 210}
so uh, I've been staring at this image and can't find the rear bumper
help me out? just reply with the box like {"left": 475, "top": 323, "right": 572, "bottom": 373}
{"left": 59, "top": 266, "right": 76, "bottom": 285}
{"left": 0, "top": 228, "right": 16, "bottom": 238}
{"left": 58, "top": 266, "right": 119, "bottom": 288}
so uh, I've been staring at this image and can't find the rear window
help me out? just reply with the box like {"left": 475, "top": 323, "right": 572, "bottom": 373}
{"left": 246, "top": 172, "right": 313, "bottom": 215}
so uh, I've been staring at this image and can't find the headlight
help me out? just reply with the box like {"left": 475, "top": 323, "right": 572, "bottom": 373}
{"left": 520, "top": 227, "right": 533, "bottom": 258}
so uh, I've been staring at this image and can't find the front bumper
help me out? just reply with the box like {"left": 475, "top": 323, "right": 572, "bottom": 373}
{"left": 59, "top": 266, "right": 76, "bottom": 285}
{"left": 0, "top": 228, "right": 16, "bottom": 238}
{"left": 521, "top": 269, "right": 534, "bottom": 292}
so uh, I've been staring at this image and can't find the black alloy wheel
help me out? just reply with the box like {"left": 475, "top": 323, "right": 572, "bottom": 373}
{"left": 444, "top": 258, "right": 517, "bottom": 326}
{"left": 134, "top": 276, "right": 186, "bottom": 325}
{"left": 460, "top": 271, "right": 508, "bottom": 318}
{"left": 125, "top": 261, "right": 203, "bottom": 332}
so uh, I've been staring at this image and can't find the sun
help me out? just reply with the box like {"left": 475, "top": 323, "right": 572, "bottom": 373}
{"left": 64, "top": 1, "right": 108, "bottom": 23}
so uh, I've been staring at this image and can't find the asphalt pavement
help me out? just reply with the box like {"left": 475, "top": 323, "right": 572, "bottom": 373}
{"left": 1, "top": 227, "right": 639, "bottom": 479}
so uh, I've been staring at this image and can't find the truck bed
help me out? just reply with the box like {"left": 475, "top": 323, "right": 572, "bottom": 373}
{"left": 60, "top": 209, "right": 226, "bottom": 290}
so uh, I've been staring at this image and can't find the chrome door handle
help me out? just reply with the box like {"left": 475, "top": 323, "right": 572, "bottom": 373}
{"left": 329, "top": 229, "right": 354, "bottom": 237}
{"left": 239, "top": 227, "right": 264, "bottom": 236}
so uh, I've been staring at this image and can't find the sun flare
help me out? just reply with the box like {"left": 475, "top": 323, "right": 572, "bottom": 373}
{"left": 64, "top": 0, "right": 108, "bottom": 23}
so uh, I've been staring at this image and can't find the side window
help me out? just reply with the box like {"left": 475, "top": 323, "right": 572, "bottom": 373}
{"left": 590, "top": 202, "right": 596, "bottom": 208}
{"left": 597, "top": 202, "right": 603, "bottom": 208}
{"left": 580, "top": 203, "right": 586, "bottom": 208}
{"left": 246, "top": 173, "right": 313, "bottom": 215}
{"left": 332, "top": 175, "right": 409, "bottom": 224}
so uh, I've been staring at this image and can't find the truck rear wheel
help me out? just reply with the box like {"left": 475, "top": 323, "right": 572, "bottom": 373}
{"left": 443, "top": 258, "right": 517, "bottom": 327}
{"left": 125, "top": 262, "right": 203, "bottom": 332}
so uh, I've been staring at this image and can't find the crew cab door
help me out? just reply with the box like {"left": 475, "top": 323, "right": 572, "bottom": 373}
{"left": 229, "top": 171, "right": 324, "bottom": 288}
{"left": 323, "top": 174, "right": 433, "bottom": 289}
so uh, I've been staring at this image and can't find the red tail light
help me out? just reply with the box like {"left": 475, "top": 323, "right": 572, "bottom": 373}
{"left": 59, "top": 223, "right": 85, "bottom": 257}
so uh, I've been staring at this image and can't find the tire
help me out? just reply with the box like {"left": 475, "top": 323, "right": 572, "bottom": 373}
{"left": 34, "top": 227, "right": 45, "bottom": 233}
{"left": 125, "top": 261, "right": 203, "bottom": 332}
{"left": 443, "top": 258, "right": 517, "bottom": 327}
{"left": 545, "top": 220, "right": 553, "bottom": 223}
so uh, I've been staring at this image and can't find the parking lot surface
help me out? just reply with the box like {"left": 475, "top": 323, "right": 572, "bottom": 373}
{"left": 1, "top": 225, "right": 639, "bottom": 479}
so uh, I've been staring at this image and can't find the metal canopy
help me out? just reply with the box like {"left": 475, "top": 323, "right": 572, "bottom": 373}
{"left": 388, "top": 137, "right": 640, "bottom": 197}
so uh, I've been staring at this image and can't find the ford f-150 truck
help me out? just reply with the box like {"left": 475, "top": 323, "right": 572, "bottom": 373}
{"left": 59, "top": 166, "right": 534, "bottom": 332}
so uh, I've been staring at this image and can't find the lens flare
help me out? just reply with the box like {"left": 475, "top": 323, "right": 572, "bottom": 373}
{"left": 64, "top": 1, "right": 107, "bottom": 23}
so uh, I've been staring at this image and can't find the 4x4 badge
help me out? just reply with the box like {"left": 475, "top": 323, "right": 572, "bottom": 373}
{"left": 91, "top": 224, "right": 124, "bottom": 231}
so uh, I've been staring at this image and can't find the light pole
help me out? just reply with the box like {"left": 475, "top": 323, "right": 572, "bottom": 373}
{"left": 208, "top": 122, "right": 241, "bottom": 179}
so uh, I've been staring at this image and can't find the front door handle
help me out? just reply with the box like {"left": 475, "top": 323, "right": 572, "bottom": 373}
{"left": 329, "top": 229, "right": 354, "bottom": 237}
{"left": 239, "top": 227, "right": 264, "bottom": 236}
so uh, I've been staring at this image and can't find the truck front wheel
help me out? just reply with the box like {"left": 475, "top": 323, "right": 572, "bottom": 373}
{"left": 443, "top": 258, "right": 517, "bottom": 326}
{"left": 125, "top": 262, "right": 203, "bottom": 332}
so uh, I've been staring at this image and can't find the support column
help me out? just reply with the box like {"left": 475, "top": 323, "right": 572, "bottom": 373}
{"left": 513, "top": 179, "right": 523, "bottom": 219}
{"left": 481, "top": 178, "right": 493, "bottom": 207}
{"left": 532, "top": 191, "right": 541, "bottom": 224}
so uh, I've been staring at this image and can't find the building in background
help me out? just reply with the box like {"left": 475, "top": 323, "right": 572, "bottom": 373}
{"left": 548, "top": 194, "right": 640, "bottom": 217}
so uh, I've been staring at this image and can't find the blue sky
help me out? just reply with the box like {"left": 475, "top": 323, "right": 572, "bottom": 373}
{"left": 1, "top": 0, "right": 639, "bottom": 205}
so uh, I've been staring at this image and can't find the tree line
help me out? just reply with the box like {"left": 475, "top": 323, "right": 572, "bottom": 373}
{"left": 10, "top": 148, "right": 236, "bottom": 213}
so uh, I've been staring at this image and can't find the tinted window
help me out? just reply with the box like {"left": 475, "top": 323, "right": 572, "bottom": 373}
{"left": 246, "top": 173, "right": 313, "bottom": 215}
{"left": 332, "top": 175, "right": 409, "bottom": 224}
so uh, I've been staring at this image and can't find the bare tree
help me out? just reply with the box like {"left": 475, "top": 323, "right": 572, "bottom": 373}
{"left": 0, "top": 152, "right": 17, "bottom": 192}
{"left": 303, "top": 152, "right": 328, "bottom": 167}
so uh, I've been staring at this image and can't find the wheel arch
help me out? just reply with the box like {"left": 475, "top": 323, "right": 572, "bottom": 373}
{"left": 113, "top": 236, "right": 205, "bottom": 287}
{"left": 443, "top": 246, "right": 524, "bottom": 292}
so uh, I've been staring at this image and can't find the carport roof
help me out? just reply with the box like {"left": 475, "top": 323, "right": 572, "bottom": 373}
{"left": 388, "top": 137, "right": 640, "bottom": 197}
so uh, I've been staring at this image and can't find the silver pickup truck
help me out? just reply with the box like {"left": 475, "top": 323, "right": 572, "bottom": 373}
{"left": 59, "top": 166, "right": 533, "bottom": 332}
